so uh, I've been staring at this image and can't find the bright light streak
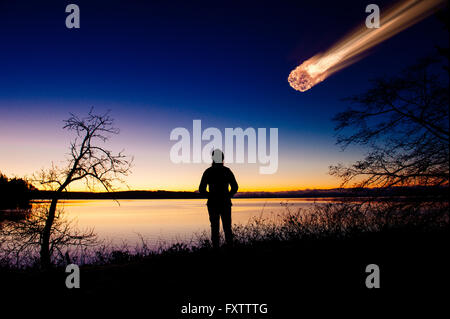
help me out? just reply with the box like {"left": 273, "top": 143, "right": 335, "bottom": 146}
{"left": 288, "top": 0, "right": 446, "bottom": 92}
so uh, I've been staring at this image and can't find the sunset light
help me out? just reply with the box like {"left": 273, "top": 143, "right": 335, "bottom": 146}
{"left": 1, "top": 0, "right": 448, "bottom": 312}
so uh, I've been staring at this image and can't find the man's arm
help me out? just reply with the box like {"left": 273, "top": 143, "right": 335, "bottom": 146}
{"left": 199, "top": 170, "right": 208, "bottom": 195}
{"left": 228, "top": 170, "right": 238, "bottom": 196}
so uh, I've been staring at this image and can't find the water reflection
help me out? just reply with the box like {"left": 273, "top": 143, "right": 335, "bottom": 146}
{"left": 31, "top": 198, "right": 331, "bottom": 245}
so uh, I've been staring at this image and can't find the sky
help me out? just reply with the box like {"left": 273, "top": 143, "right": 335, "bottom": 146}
{"left": 0, "top": 0, "right": 447, "bottom": 191}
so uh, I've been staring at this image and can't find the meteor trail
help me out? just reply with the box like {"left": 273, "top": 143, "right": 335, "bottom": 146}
{"left": 288, "top": 0, "right": 446, "bottom": 92}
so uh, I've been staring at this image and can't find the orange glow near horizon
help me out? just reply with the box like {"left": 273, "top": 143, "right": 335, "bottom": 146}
{"left": 2, "top": 162, "right": 343, "bottom": 193}
{"left": 1, "top": 159, "right": 343, "bottom": 193}
{"left": 0, "top": 104, "right": 355, "bottom": 193}
{"left": 41, "top": 170, "right": 342, "bottom": 193}
{"left": 0, "top": 136, "right": 348, "bottom": 193}
{"left": 288, "top": 0, "right": 446, "bottom": 92}
{"left": 56, "top": 184, "right": 342, "bottom": 193}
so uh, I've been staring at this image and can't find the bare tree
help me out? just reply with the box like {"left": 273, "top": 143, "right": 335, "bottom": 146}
{"left": 330, "top": 56, "right": 449, "bottom": 188}
{"left": 0, "top": 204, "right": 97, "bottom": 268}
{"left": 34, "top": 109, "right": 132, "bottom": 268}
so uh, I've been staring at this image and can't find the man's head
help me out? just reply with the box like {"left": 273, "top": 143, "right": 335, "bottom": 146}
{"left": 212, "top": 149, "right": 224, "bottom": 164}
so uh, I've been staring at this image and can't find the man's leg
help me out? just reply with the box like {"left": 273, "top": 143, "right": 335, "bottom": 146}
{"left": 207, "top": 206, "right": 220, "bottom": 249}
{"left": 221, "top": 205, "right": 233, "bottom": 247}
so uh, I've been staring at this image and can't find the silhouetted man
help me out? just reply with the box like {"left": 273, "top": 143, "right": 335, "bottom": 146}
{"left": 199, "top": 149, "right": 238, "bottom": 249}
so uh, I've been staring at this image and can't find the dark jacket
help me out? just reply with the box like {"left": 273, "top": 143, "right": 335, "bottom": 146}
{"left": 199, "top": 164, "right": 238, "bottom": 206}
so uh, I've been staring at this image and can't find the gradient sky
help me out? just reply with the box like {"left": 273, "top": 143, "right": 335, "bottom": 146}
{"left": 0, "top": 0, "right": 447, "bottom": 191}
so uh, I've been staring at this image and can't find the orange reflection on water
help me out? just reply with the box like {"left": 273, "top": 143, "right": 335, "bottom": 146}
{"left": 35, "top": 198, "right": 329, "bottom": 246}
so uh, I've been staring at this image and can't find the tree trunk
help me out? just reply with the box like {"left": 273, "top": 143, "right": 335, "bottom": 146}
{"left": 40, "top": 197, "right": 58, "bottom": 269}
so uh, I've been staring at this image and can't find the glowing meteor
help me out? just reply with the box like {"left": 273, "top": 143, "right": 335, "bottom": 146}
{"left": 288, "top": 0, "right": 447, "bottom": 92}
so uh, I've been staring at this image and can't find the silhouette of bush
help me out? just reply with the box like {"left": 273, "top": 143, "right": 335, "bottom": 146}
{"left": 0, "top": 172, "right": 35, "bottom": 212}
{"left": 231, "top": 199, "right": 448, "bottom": 246}
{"left": 1, "top": 199, "right": 447, "bottom": 269}
{"left": 162, "top": 243, "right": 191, "bottom": 256}
{"left": 109, "top": 251, "right": 132, "bottom": 264}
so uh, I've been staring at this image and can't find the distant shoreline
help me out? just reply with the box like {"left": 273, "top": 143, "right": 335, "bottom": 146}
{"left": 30, "top": 186, "right": 447, "bottom": 200}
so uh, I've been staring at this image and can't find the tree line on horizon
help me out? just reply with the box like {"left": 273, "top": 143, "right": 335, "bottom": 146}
{"left": 0, "top": 172, "right": 35, "bottom": 210}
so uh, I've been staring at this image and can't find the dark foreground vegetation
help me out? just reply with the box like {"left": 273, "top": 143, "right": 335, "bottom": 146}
{"left": 1, "top": 200, "right": 448, "bottom": 316}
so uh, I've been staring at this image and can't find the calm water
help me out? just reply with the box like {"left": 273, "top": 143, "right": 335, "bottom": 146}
{"left": 36, "top": 198, "right": 334, "bottom": 246}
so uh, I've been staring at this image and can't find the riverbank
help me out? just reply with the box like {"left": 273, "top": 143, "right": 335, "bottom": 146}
{"left": 1, "top": 227, "right": 447, "bottom": 316}
{"left": 1, "top": 200, "right": 448, "bottom": 316}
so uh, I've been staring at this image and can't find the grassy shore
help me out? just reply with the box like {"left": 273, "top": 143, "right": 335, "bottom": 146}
{"left": 1, "top": 200, "right": 448, "bottom": 316}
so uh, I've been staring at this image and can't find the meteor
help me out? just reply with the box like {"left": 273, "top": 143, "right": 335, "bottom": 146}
{"left": 288, "top": 0, "right": 447, "bottom": 92}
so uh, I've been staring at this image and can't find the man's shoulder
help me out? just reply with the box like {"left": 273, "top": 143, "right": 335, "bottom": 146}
{"left": 223, "top": 166, "right": 234, "bottom": 175}
{"left": 205, "top": 165, "right": 233, "bottom": 174}
{"left": 203, "top": 166, "right": 216, "bottom": 175}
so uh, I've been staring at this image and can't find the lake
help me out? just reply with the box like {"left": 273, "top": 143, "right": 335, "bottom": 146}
{"left": 39, "top": 198, "right": 335, "bottom": 247}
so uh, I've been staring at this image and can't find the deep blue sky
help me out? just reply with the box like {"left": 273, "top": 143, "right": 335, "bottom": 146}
{"left": 0, "top": 0, "right": 447, "bottom": 190}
